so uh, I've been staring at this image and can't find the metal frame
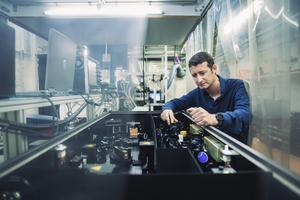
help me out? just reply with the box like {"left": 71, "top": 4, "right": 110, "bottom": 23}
{"left": 0, "top": 95, "right": 100, "bottom": 113}
{"left": 0, "top": 112, "right": 110, "bottom": 179}
{"left": 1, "top": 110, "right": 299, "bottom": 196}
{"left": 0, "top": 95, "right": 101, "bottom": 160}
{"left": 182, "top": 112, "right": 300, "bottom": 196}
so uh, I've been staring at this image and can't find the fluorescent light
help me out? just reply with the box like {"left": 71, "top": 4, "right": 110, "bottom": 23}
{"left": 44, "top": 5, "right": 163, "bottom": 17}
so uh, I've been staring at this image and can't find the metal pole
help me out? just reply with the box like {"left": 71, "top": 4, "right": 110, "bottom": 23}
{"left": 164, "top": 45, "right": 168, "bottom": 101}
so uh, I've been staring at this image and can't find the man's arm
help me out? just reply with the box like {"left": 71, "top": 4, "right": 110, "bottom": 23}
{"left": 187, "top": 107, "right": 218, "bottom": 126}
{"left": 162, "top": 89, "right": 197, "bottom": 112}
{"left": 218, "top": 81, "right": 251, "bottom": 137}
{"left": 161, "top": 89, "right": 197, "bottom": 124}
{"left": 186, "top": 81, "right": 251, "bottom": 142}
{"left": 160, "top": 109, "right": 178, "bottom": 125}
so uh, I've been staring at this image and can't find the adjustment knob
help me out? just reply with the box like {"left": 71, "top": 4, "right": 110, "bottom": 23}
{"left": 197, "top": 151, "right": 208, "bottom": 164}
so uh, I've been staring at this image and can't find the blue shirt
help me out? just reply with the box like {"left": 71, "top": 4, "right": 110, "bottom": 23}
{"left": 162, "top": 76, "right": 251, "bottom": 143}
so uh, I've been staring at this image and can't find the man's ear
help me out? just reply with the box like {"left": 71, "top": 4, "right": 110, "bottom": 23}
{"left": 212, "top": 64, "right": 217, "bottom": 73}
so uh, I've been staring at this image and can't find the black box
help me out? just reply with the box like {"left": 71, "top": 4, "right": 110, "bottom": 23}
{"left": 156, "top": 148, "right": 202, "bottom": 173}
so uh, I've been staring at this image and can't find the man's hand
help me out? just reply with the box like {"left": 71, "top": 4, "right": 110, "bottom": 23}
{"left": 160, "top": 109, "right": 178, "bottom": 125}
{"left": 187, "top": 107, "right": 218, "bottom": 126}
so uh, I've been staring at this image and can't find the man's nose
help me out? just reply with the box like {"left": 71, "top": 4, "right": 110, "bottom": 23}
{"left": 196, "top": 74, "right": 203, "bottom": 82}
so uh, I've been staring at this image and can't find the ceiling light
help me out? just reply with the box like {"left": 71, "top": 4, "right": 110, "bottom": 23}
{"left": 44, "top": 5, "right": 163, "bottom": 17}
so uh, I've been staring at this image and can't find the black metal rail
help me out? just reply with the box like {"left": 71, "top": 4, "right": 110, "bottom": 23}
{"left": 0, "top": 112, "right": 110, "bottom": 179}
{"left": 182, "top": 112, "right": 300, "bottom": 197}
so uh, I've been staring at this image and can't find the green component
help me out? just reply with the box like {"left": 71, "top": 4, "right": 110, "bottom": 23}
{"left": 204, "top": 136, "right": 224, "bottom": 162}
{"left": 189, "top": 124, "right": 204, "bottom": 135}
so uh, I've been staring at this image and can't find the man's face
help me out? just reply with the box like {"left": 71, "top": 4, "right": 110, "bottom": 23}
{"left": 189, "top": 61, "right": 217, "bottom": 89}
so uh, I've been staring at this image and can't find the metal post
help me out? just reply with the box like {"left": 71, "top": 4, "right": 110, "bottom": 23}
{"left": 164, "top": 45, "right": 168, "bottom": 101}
{"left": 142, "top": 45, "right": 146, "bottom": 105}
{"left": 2, "top": 110, "right": 28, "bottom": 161}
{"left": 86, "top": 104, "right": 95, "bottom": 121}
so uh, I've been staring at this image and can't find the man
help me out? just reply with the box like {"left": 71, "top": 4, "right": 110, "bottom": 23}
{"left": 160, "top": 52, "right": 251, "bottom": 143}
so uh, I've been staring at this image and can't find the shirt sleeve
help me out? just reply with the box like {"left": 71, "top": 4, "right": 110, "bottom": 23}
{"left": 219, "top": 81, "right": 251, "bottom": 138}
{"left": 162, "top": 89, "right": 197, "bottom": 112}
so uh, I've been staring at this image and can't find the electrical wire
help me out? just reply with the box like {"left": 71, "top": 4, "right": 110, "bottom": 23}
{"left": 0, "top": 94, "right": 109, "bottom": 137}
{"left": 0, "top": 102, "right": 87, "bottom": 129}
{"left": 80, "top": 94, "right": 104, "bottom": 107}
{"left": 0, "top": 122, "right": 54, "bottom": 138}
{"left": 41, "top": 95, "right": 59, "bottom": 121}
{"left": 41, "top": 95, "right": 59, "bottom": 134}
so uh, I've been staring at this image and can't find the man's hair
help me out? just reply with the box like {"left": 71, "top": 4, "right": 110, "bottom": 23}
{"left": 188, "top": 52, "right": 215, "bottom": 69}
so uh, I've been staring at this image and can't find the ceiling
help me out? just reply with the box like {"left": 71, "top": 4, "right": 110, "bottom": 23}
{"left": 1, "top": 0, "right": 209, "bottom": 55}
{"left": 12, "top": 17, "right": 199, "bottom": 47}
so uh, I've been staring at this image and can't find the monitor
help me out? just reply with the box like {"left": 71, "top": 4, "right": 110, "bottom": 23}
{"left": 150, "top": 90, "right": 161, "bottom": 102}
{"left": 87, "top": 58, "right": 98, "bottom": 88}
{"left": 45, "top": 29, "right": 77, "bottom": 93}
{"left": 0, "top": 20, "right": 15, "bottom": 98}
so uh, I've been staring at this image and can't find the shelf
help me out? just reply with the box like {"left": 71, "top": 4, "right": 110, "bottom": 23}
{"left": 0, "top": 95, "right": 99, "bottom": 113}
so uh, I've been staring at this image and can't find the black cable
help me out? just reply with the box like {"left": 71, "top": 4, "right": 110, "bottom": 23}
{"left": 14, "top": 93, "right": 60, "bottom": 133}
{"left": 80, "top": 94, "right": 104, "bottom": 107}
{"left": 0, "top": 124, "right": 54, "bottom": 138}
{"left": 14, "top": 93, "right": 58, "bottom": 121}
{"left": 41, "top": 95, "right": 59, "bottom": 121}
{"left": 1, "top": 94, "right": 110, "bottom": 135}
{"left": 0, "top": 93, "right": 104, "bottom": 137}
{"left": 80, "top": 94, "right": 92, "bottom": 104}
{"left": 0, "top": 102, "right": 88, "bottom": 130}
{"left": 41, "top": 95, "right": 59, "bottom": 134}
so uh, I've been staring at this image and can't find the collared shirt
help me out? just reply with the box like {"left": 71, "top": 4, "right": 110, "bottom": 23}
{"left": 162, "top": 76, "right": 251, "bottom": 143}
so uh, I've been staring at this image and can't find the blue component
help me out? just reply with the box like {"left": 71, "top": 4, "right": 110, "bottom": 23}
{"left": 197, "top": 151, "right": 208, "bottom": 164}
{"left": 156, "top": 130, "right": 161, "bottom": 136}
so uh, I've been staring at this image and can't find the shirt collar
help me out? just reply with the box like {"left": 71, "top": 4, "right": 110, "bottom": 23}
{"left": 218, "top": 75, "right": 226, "bottom": 96}
{"left": 201, "top": 75, "right": 226, "bottom": 97}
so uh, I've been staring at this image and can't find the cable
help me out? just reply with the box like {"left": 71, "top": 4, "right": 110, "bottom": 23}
{"left": 0, "top": 123, "right": 54, "bottom": 138}
{"left": 0, "top": 102, "right": 88, "bottom": 130}
{"left": 41, "top": 95, "right": 59, "bottom": 134}
{"left": 41, "top": 95, "right": 59, "bottom": 121}
{"left": 14, "top": 93, "right": 60, "bottom": 133}
{"left": 80, "top": 94, "right": 107, "bottom": 107}
{"left": 0, "top": 93, "right": 108, "bottom": 136}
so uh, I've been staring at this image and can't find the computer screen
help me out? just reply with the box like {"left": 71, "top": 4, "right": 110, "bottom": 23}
{"left": 45, "top": 29, "right": 77, "bottom": 93}
{"left": 150, "top": 90, "right": 161, "bottom": 102}
{"left": 0, "top": 20, "right": 15, "bottom": 98}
